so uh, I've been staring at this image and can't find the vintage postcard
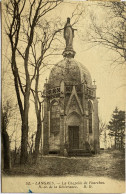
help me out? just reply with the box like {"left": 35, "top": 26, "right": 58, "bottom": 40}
{"left": 1, "top": 0, "right": 126, "bottom": 193}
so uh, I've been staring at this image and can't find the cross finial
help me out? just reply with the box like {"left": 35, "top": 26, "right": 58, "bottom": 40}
{"left": 93, "top": 79, "right": 96, "bottom": 85}
{"left": 45, "top": 77, "right": 48, "bottom": 83}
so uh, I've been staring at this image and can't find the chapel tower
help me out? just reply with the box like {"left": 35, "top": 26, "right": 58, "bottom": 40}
{"left": 43, "top": 18, "right": 99, "bottom": 156}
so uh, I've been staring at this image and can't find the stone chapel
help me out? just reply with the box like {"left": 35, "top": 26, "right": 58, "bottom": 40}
{"left": 43, "top": 18, "right": 99, "bottom": 156}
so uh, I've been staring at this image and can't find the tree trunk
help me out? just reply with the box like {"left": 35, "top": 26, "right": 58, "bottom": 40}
{"left": 20, "top": 90, "right": 30, "bottom": 164}
{"left": 20, "top": 122, "right": 28, "bottom": 164}
{"left": 34, "top": 113, "right": 42, "bottom": 162}
{"left": 10, "top": 52, "right": 29, "bottom": 165}
{"left": 33, "top": 67, "right": 42, "bottom": 162}
{"left": 115, "top": 137, "right": 116, "bottom": 149}
{"left": 2, "top": 109, "right": 11, "bottom": 170}
{"left": 2, "top": 130, "right": 11, "bottom": 169}
{"left": 115, "top": 131, "right": 117, "bottom": 149}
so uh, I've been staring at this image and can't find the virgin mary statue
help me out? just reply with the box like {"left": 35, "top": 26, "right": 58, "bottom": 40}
{"left": 64, "top": 18, "right": 74, "bottom": 49}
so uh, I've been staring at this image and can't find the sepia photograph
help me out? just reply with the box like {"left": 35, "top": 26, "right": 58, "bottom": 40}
{"left": 1, "top": 0, "right": 126, "bottom": 193}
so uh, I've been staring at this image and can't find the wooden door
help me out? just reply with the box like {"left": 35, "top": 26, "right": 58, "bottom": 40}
{"left": 69, "top": 126, "right": 79, "bottom": 150}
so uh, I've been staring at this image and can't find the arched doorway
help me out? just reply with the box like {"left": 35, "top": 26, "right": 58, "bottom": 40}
{"left": 66, "top": 112, "right": 81, "bottom": 150}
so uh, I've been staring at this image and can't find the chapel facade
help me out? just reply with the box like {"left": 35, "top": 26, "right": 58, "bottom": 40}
{"left": 43, "top": 18, "right": 99, "bottom": 156}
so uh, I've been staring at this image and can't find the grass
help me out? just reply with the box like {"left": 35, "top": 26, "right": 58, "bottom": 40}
{"left": 3, "top": 150, "right": 125, "bottom": 180}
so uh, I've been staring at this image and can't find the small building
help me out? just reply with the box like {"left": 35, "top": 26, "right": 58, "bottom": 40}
{"left": 43, "top": 18, "right": 99, "bottom": 156}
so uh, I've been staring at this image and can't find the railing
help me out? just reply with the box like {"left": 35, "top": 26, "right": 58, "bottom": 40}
{"left": 85, "top": 87, "right": 94, "bottom": 99}
{"left": 46, "top": 85, "right": 94, "bottom": 99}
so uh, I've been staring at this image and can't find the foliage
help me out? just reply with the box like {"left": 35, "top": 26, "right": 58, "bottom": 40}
{"left": 2, "top": 101, "right": 11, "bottom": 131}
{"left": 108, "top": 107, "right": 125, "bottom": 149}
{"left": 2, "top": 101, "right": 13, "bottom": 169}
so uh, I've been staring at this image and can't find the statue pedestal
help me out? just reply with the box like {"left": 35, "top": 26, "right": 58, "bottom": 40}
{"left": 62, "top": 49, "right": 76, "bottom": 58}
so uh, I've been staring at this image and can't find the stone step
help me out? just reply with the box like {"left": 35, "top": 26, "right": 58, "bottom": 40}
{"left": 68, "top": 149, "right": 92, "bottom": 157}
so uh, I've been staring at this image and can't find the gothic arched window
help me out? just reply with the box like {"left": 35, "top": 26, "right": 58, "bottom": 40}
{"left": 88, "top": 101, "right": 92, "bottom": 133}
{"left": 50, "top": 101, "right": 60, "bottom": 133}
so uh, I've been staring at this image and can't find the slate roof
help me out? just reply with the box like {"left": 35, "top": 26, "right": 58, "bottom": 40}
{"left": 48, "top": 58, "right": 92, "bottom": 88}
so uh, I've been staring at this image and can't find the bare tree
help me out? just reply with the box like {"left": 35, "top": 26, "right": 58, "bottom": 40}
{"left": 4, "top": 0, "right": 63, "bottom": 164}
{"left": 31, "top": 6, "right": 84, "bottom": 161}
{"left": 85, "top": 2, "right": 126, "bottom": 66}
{"left": 30, "top": 19, "right": 64, "bottom": 161}
{"left": 99, "top": 119, "right": 107, "bottom": 149}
